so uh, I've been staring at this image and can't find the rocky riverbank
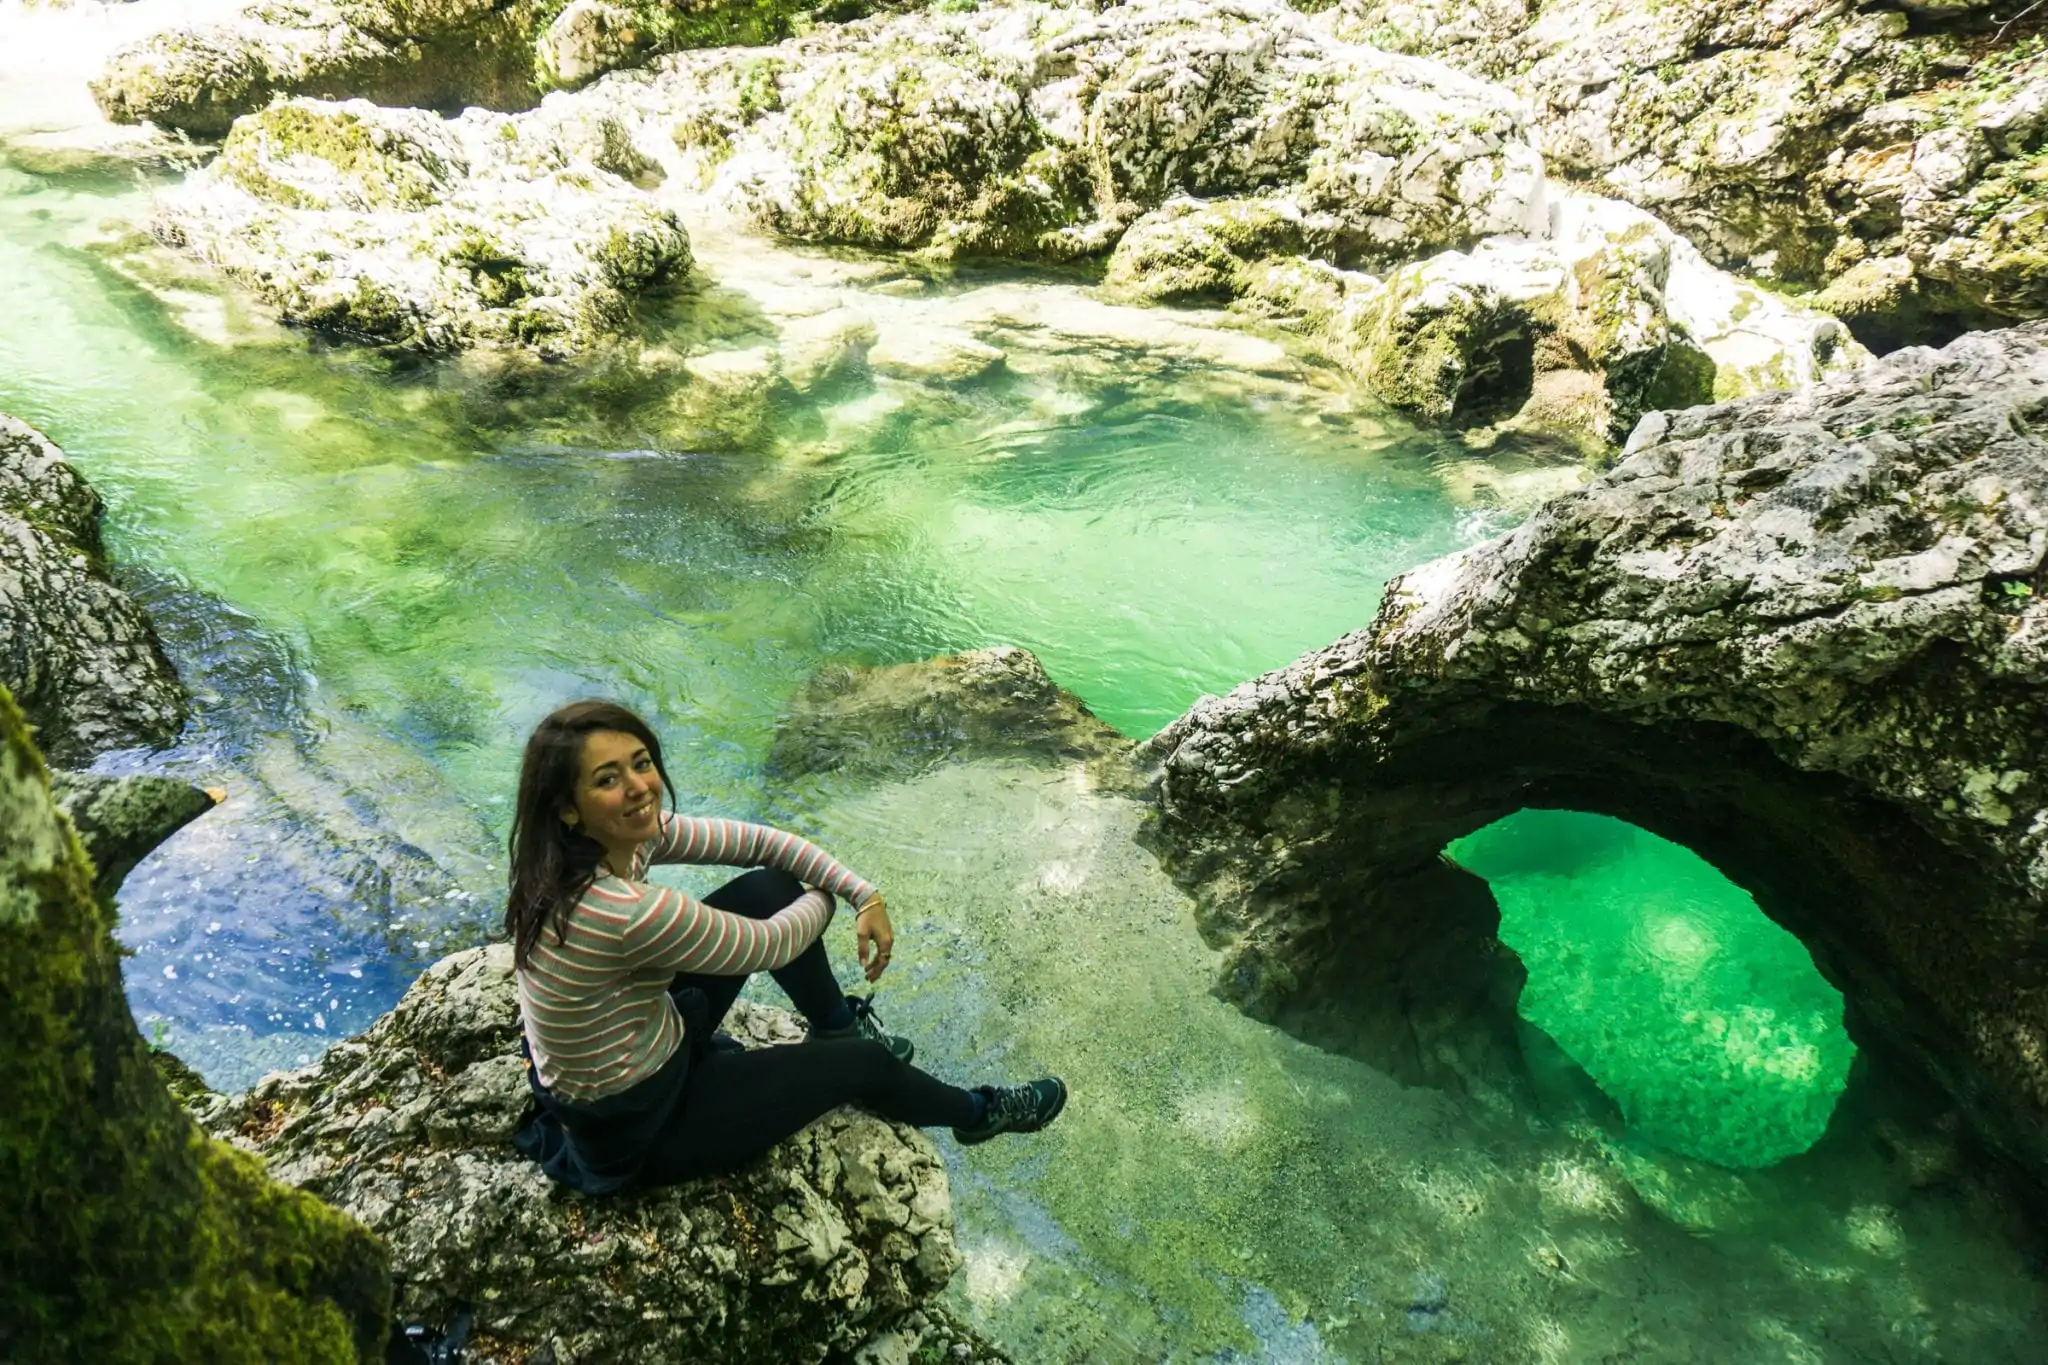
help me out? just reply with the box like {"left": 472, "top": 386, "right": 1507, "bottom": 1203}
{"left": 78, "top": 0, "right": 1868, "bottom": 450}
{"left": 1, "top": 412, "right": 186, "bottom": 765}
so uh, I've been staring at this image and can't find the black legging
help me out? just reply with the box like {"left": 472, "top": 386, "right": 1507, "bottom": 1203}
{"left": 638, "top": 867, "right": 982, "bottom": 1186}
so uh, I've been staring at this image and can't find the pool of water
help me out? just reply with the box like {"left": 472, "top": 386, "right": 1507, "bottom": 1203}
{"left": 0, "top": 155, "right": 1496, "bottom": 1077}
{"left": 1447, "top": 810, "right": 1856, "bottom": 1168}
{"left": 6, "top": 122, "right": 2047, "bottom": 1362}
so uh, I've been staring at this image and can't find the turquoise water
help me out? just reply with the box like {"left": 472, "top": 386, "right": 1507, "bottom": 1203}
{"left": 1447, "top": 810, "right": 1856, "bottom": 1168}
{"left": 7, "top": 144, "right": 2048, "bottom": 1363}
{"left": 0, "top": 156, "right": 1490, "bottom": 1075}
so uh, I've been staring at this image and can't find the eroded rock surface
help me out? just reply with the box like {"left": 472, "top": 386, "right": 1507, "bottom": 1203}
{"left": 187, "top": 943, "right": 965, "bottom": 1363}
{"left": 151, "top": 97, "right": 692, "bottom": 355}
{"left": 1330, "top": 0, "right": 2048, "bottom": 346}
{"left": 769, "top": 646, "right": 1129, "bottom": 782}
{"left": 1144, "top": 323, "right": 2048, "bottom": 1199}
{"left": 91, "top": 0, "right": 844, "bottom": 138}
{"left": 137, "top": 0, "right": 1852, "bottom": 437}
{"left": 50, "top": 771, "right": 218, "bottom": 896}
{"left": 1180, "top": 192, "right": 1863, "bottom": 443}
{"left": 0, "top": 413, "right": 186, "bottom": 766}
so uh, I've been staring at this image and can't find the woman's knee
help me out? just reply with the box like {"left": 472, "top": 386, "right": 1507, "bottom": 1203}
{"left": 703, "top": 866, "right": 807, "bottom": 919}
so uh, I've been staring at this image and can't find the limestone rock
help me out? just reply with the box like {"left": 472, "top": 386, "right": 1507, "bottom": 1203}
{"left": 710, "top": 0, "right": 1545, "bottom": 266}
{"left": 50, "top": 771, "right": 217, "bottom": 897}
{"left": 0, "top": 413, "right": 186, "bottom": 766}
{"left": 768, "top": 646, "right": 1128, "bottom": 782}
{"left": 150, "top": 98, "right": 693, "bottom": 356}
{"left": 1325, "top": 0, "right": 2048, "bottom": 344}
{"left": 777, "top": 307, "right": 879, "bottom": 393}
{"left": 867, "top": 328, "right": 1005, "bottom": 384}
{"left": 1217, "top": 193, "right": 1862, "bottom": 443}
{"left": 91, "top": 0, "right": 547, "bottom": 139}
{"left": 90, "top": 0, "right": 842, "bottom": 138}
{"left": 191, "top": 943, "right": 964, "bottom": 1363}
{"left": 1143, "top": 323, "right": 2048, "bottom": 1204}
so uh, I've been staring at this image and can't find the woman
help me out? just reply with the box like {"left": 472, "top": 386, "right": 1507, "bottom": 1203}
{"left": 505, "top": 699, "right": 1065, "bottom": 1193}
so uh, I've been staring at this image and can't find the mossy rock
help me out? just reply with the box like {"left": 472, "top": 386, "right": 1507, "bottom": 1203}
{"left": 0, "top": 682, "right": 391, "bottom": 1361}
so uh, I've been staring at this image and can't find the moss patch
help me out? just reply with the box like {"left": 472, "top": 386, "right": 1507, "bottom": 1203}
{"left": 0, "top": 683, "right": 390, "bottom": 1361}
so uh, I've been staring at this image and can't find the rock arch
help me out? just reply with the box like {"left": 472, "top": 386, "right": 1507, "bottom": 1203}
{"left": 1143, "top": 326, "right": 2048, "bottom": 1205}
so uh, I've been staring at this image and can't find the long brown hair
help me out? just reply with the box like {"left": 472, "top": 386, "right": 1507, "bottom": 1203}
{"left": 504, "top": 699, "right": 675, "bottom": 968}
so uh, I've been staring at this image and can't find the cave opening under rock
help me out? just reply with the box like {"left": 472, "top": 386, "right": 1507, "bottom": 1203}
{"left": 1444, "top": 808, "right": 1856, "bottom": 1169}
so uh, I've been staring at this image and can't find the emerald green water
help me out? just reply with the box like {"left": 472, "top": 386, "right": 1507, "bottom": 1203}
{"left": 0, "top": 157, "right": 1489, "bottom": 1072}
{"left": 7, "top": 139, "right": 2048, "bottom": 1363}
{"left": 1447, "top": 810, "right": 1856, "bottom": 1168}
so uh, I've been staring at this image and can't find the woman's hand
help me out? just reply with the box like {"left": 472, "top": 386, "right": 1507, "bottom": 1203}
{"left": 855, "top": 893, "right": 895, "bottom": 983}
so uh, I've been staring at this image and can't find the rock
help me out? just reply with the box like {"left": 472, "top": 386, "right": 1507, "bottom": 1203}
{"left": 665, "top": 343, "right": 789, "bottom": 447}
{"left": 150, "top": 97, "right": 693, "bottom": 356}
{"left": 1101, "top": 195, "right": 1307, "bottom": 306}
{"left": 0, "top": 413, "right": 186, "bottom": 766}
{"left": 0, "top": 682, "right": 390, "bottom": 1361}
{"left": 1324, "top": 0, "right": 2048, "bottom": 344}
{"left": 91, "top": 0, "right": 548, "bottom": 139}
{"left": 189, "top": 943, "right": 964, "bottom": 1363}
{"left": 1142, "top": 323, "right": 2048, "bottom": 1203}
{"left": 49, "top": 770, "right": 217, "bottom": 897}
{"left": 90, "top": 0, "right": 844, "bottom": 138}
{"left": 768, "top": 646, "right": 1128, "bottom": 782}
{"left": 777, "top": 307, "right": 879, "bottom": 393}
{"left": 711, "top": 0, "right": 1545, "bottom": 267}
{"left": 1226, "top": 193, "right": 1862, "bottom": 444}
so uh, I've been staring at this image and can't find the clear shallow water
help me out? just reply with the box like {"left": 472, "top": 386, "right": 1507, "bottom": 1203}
{"left": 0, "top": 157, "right": 1489, "bottom": 1079}
{"left": 6, "top": 145, "right": 2047, "bottom": 1363}
{"left": 1447, "top": 810, "right": 1855, "bottom": 1169}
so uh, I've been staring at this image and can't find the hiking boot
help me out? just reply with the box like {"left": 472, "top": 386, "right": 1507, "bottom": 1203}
{"left": 952, "top": 1077, "right": 1068, "bottom": 1145}
{"left": 806, "top": 993, "right": 915, "bottom": 1064}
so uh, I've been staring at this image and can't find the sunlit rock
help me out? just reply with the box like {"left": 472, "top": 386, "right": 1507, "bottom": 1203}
{"left": 89, "top": 0, "right": 846, "bottom": 137}
{"left": 1146, "top": 191, "right": 1862, "bottom": 445}
{"left": 181, "top": 943, "right": 966, "bottom": 1361}
{"left": 150, "top": 97, "right": 692, "bottom": 356}
{"left": 1145, "top": 323, "right": 2048, "bottom": 1203}
{"left": 0, "top": 413, "right": 186, "bottom": 765}
{"left": 90, "top": 0, "right": 548, "bottom": 138}
{"left": 1326, "top": 0, "right": 2048, "bottom": 347}
{"left": 707, "top": 0, "right": 1544, "bottom": 264}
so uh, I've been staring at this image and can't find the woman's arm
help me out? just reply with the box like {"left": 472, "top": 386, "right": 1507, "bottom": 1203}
{"left": 647, "top": 813, "right": 876, "bottom": 905}
{"left": 610, "top": 880, "right": 836, "bottom": 975}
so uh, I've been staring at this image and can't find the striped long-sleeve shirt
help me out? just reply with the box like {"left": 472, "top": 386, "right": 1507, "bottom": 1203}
{"left": 518, "top": 812, "right": 878, "bottom": 1102}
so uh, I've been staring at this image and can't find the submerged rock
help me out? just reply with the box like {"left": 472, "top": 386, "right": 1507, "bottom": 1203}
{"left": 0, "top": 412, "right": 186, "bottom": 766}
{"left": 151, "top": 97, "right": 693, "bottom": 355}
{"left": 184, "top": 943, "right": 964, "bottom": 1363}
{"left": 769, "top": 646, "right": 1129, "bottom": 782}
{"left": 1327, "top": 0, "right": 2048, "bottom": 346}
{"left": 1144, "top": 323, "right": 2048, "bottom": 1202}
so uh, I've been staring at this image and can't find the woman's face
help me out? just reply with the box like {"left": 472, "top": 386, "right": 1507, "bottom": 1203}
{"left": 563, "top": 729, "right": 662, "bottom": 855}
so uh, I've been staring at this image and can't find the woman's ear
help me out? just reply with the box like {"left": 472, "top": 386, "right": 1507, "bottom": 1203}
{"left": 560, "top": 805, "right": 579, "bottom": 828}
